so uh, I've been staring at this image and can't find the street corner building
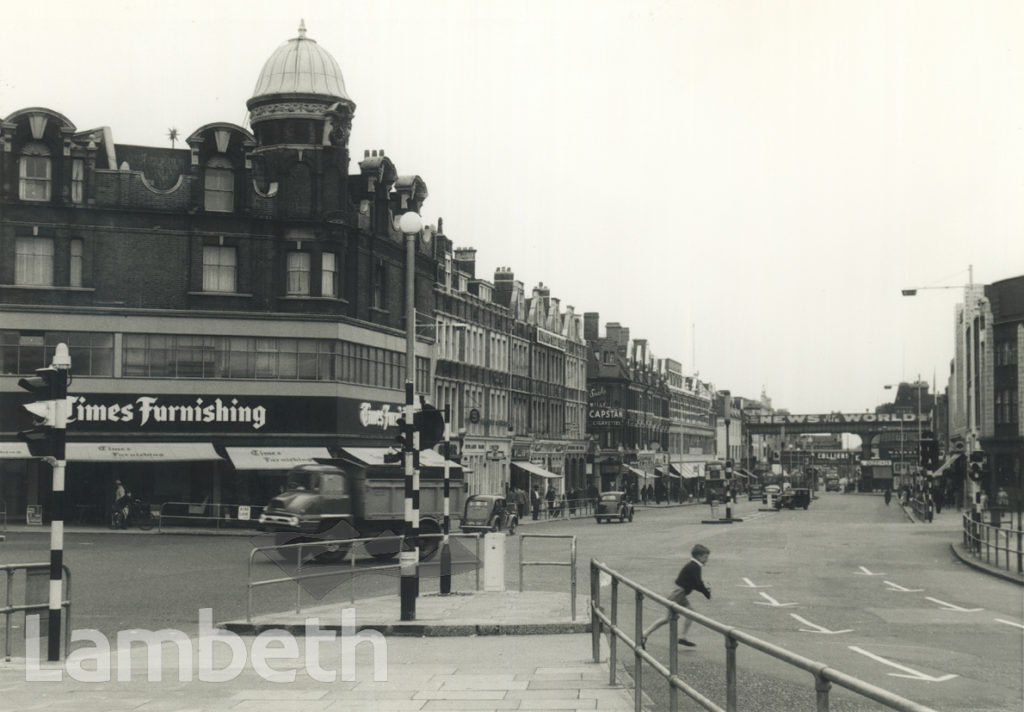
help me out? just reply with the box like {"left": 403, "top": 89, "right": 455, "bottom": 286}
{"left": 0, "top": 23, "right": 449, "bottom": 524}
{"left": 0, "top": 23, "right": 596, "bottom": 527}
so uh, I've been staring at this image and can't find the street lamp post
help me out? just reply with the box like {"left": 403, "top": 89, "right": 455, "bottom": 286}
{"left": 399, "top": 210, "right": 423, "bottom": 621}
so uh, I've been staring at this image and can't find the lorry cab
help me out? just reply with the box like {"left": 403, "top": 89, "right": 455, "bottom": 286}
{"left": 258, "top": 464, "right": 352, "bottom": 533}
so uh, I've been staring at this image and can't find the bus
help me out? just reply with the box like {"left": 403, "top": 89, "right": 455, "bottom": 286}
{"left": 705, "top": 461, "right": 729, "bottom": 503}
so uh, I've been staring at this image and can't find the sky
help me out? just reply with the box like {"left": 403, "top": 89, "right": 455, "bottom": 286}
{"left": 3, "top": 0, "right": 1021, "bottom": 415}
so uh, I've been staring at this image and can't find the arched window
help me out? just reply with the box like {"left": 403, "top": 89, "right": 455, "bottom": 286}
{"left": 19, "top": 142, "right": 51, "bottom": 201}
{"left": 204, "top": 156, "right": 234, "bottom": 212}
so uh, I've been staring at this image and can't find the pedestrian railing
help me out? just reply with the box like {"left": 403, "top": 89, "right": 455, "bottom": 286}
{"left": 158, "top": 501, "right": 263, "bottom": 531}
{"left": 246, "top": 532, "right": 483, "bottom": 623}
{"left": 519, "top": 534, "right": 577, "bottom": 620}
{"left": 0, "top": 499, "right": 7, "bottom": 533}
{"left": 962, "top": 511, "right": 1023, "bottom": 574}
{"left": 1, "top": 563, "right": 72, "bottom": 662}
{"left": 590, "top": 559, "right": 938, "bottom": 712}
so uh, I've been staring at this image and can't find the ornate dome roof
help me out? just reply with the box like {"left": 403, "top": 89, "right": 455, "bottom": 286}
{"left": 251, "top": 21, "right": 352, "bottom": 102}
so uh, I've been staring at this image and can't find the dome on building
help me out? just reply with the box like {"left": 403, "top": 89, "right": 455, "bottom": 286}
{"left": 251, "top": 21, "right": 352, "bottom": 101}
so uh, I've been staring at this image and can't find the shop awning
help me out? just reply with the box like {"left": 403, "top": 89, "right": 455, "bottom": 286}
{"left": 0, "top": 442, "right": 30, "bottom": 459}
{"left": 672, "top": 463, "right": 700, "bottom": 479}
{"left": 512, "top": 461, "right": 563, "bottom": 479}
{"left": 67, "top": 442, "right": 223, "bottom": 462}
{"left": 226, "top": 446, "right": 332, "bottom": 470}
{"left": 732, "top": 468, "right": 752, "bottom": 479}
{"left": 626, "top": 465, "right": 656, "bottom": 481}
{"left": 930, "top": 454, "right": 962, "bottom": 477}
{"left": 655, "top": 466, "right": 679, "bottom": 480}
{"left": 340, "top": 447, "right": 462, "bottom": 469}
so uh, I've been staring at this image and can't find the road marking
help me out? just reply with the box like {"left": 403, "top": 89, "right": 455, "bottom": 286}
{"left": 925, "top": 597, "right": 983, "bottom": 613}
{"left": 855, "top": 566, "right": 885, "bottom": 576}
{"left": 848, "top": 646, "right": 957, "bottom": 682}
{"left": 753, "top": 591, "right": 798, "bottom": 608}
{"left": 790, "top": 613, "right": 852, "bottom": 634}
{"left": 738, "top": 577, "right": 771, "bottom": 588}
{"left": 883, "top": 581, "right": 923, "bottom": 592}
{"left": 995, "top": 618, "right": 1024, "bottom": 630}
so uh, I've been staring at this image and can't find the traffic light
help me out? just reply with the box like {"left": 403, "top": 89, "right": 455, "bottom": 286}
{"left": 919, "top": 430, "right": 940, "bottom": 471}
{"left": 968, "top": 450, "right": 986, "bottom": 482}
{"left": 17, "top": 367, "right": 66, "bottom": 458}
{"left": 414, "top": 403, "right": 445, "bottom": 451}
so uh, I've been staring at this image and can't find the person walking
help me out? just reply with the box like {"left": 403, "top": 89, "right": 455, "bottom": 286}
{"left": 884, "top": 487, "right": 892, "bottom": 506}
{"left": 530, "top": 485, "right": 542, "bottom": 520}
{"left": 641, "top": 544, "right": 712, "bottom": 649}
{"left": 515, "top": 487, "right": 527, "bottom": 519}
{"left": 545, "top": 484, "right": 556, "bottom": 518}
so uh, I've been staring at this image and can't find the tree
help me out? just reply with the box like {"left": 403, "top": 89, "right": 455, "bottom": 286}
{"left": 167, "top": 128, "right": 179, "bottom": 149}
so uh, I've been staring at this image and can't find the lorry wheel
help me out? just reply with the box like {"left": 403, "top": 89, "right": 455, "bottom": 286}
{"left": 414, "top": 520, "right": 442, "bottom": 561}
{"left": 366, "top": 534, "right": 401, "bottom": 561}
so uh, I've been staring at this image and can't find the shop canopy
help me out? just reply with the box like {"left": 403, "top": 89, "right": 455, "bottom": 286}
{"left": 929, "top": 454, "right": 962, "bottom": 478}
{"left": 512, "top": 461, "right": 563, "bottom": 479}
{"left": 653, "top": 466, "right": 678, "bottom": 480}
{"left": 226, "top": 446, "right": 332, "bottom": 470}
{"left": 339, "top": 447, "right": 462, "bottom": 469}
{"left": 69, "top": 442, "right": 222, "bottom": 462}
{"left": 671, "top": 463, "right": 701, "bottom": 479}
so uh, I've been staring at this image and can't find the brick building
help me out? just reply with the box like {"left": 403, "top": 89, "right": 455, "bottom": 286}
{"left": 0, "top": 24, "right": 445, "bottom": 522}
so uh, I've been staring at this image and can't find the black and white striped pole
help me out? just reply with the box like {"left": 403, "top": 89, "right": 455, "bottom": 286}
{"left": 441, "top": 404, "right": 452, "bottom": 594}
{"left": 17, "top": 343, "right": 70, "bottom": 661}
{"left": 48, "top": 344, "right": 69, "bottom": 662}
{"left": 399, "top": 211, "right": 423, "bottom": 621}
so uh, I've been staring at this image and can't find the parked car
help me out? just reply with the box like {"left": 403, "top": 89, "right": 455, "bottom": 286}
{"left": 747, "top": 483, "right": 763, "bottom": 501}
{"left": 762, "top": 484, "right": 781, "bottom": 505}
{"left": 460, "top": 494, "right": 518, "bottom": 534}
{"left": 595, "top": 491, "right": 634, "bottom": 524}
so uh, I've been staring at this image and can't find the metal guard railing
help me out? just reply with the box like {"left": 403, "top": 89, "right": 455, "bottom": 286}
{"left": 246, "top": 531, "right": 483, "bottom": 622}
{"left": 962, "top": 511, "right": 1023, "bottom": 574}
{"left": 590, "top": 559, "right": 937, "bottom": 712}
{"left": 2, "top": 563, "right": 72, "bottom": 662}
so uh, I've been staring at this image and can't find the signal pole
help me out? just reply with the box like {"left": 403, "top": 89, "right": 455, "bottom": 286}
{"left": 48, "top": 345, "right": 69, "bottom": 661}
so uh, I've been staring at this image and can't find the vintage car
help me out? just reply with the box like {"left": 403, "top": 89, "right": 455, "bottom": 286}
{"left": 775, "top": 487, "right": 811, "bottom": 510}
{"left": 460, "top": 494, "right": 519, "bottom": 534}
{"left": 595, "top": 491, "right": 635, "bottom": 524}
{"left": 747, "top": 483, "right": 763, "bottom": 501}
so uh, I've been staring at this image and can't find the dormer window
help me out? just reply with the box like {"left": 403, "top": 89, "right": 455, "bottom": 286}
{"left": 19, "top": 142, "right": 51, "bottom": 201}
{"left": 204, "top": 156, "right": 234, "bottom": 212}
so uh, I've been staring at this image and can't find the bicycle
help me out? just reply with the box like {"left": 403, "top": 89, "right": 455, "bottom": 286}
{"left": 111, "top": 497, "right": 155, "bottom": 530}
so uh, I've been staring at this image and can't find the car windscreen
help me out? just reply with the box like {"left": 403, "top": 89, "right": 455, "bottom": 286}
{"left": 467, "top": 500, "right": 493, "bottom": 513}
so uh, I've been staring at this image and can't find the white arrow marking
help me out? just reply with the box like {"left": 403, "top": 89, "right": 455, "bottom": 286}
{"left": 753, "top": 591, "right": 798, "bottom": 608}
{"left": 848, "top": 646, "right": 957, "bottom": 682}
{"left": 925, "top": 597, "right": 983, "bottom": 613}
{"left": 856, "top": 566, "right": 885, "bottom": 576}
{"left": 883, "top": 581, "right": 924, "bottom": 592}
{"left": 790, "top": 613, "right": 852, "bottom": 634}
{"left": 995, "top": 618, "right": 1024, "bottom": 630}
{"left": 738, "top": 577, "right": 771, "bottom": 588}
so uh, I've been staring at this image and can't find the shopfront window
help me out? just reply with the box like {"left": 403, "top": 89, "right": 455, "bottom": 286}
{"left": 0, "top": 330, "right": 113, "bottom": 376}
